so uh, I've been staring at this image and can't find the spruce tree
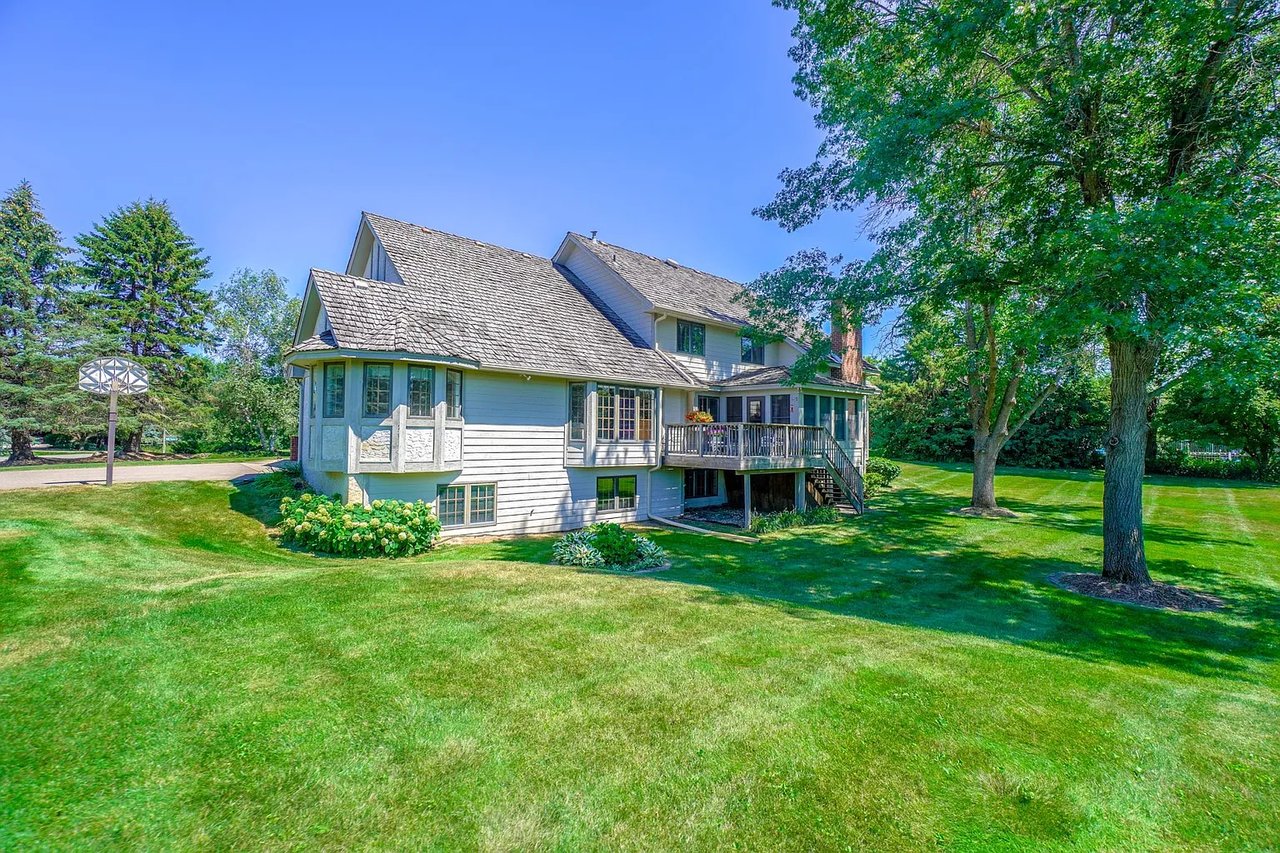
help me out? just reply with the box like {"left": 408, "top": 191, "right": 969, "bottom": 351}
{"left": 77, "top": 200, "right": 213, "bottom": 452}
{"left": 0, "top": 181, "right": 79, "bottom": 463}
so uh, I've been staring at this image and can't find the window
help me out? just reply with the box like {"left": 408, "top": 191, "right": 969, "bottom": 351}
{"left": 684, "top": 469, "right": 717, "bottom": 499}
{"left": 363, "top": 363, "right": 392, "bottom": 418}
{"left": 741, "top": 336, "right": 765, "bottom": 364}
{"left": 408, "top": 365, "right": 434, "bottom": 417}
{"left": 696, "top": 395, "right": 720, "bottom": 422}
{"left": 835, "top": 397, "right": 848, "bottom": 441}
{"left": 619, "top": 388, "right": 637, "bottom": 440}
{"left": 597, "top": 475, "right": 637, "bottom": 512}
{"left": 323, "top": 363, "right": 345, "bottom": 418}
{"left": 726, "top": 396, "right": 743, "bottom": 423}
{"left": 820, "top": 396, "right": 833, "bottom": 432}
{"left": 676, "top": 320, "right": 705, "bottom": 356}
{"left": 596, "top": 385, "right": 655, "bottom": 441}
{"left": 438, "top": 483, "right": 496, "bottom": 528}
{"left": 438, "top": 485, "right": 466, "bottom": 527}
{"left": 746, "top": 396, "right": 765, "bottom": 423}
{"left": 569, "top": 383, "right": 586, "bottom": 441}
{"left": 469, "top": 484, "right": 495, "bottom": 524}
{"left": 597, "top": 386, "right": 615, "bottom": 439}
{"left": 803, "top": 394, "right": 817, "bottom": 427}
{"left": 771, "top": 394, "right": 791, "bottom": 424}
{"left": 446, "top": 369, "right": 463, "bottom": 418}
{"left": 638, "top": 388, "right": 654, "bottom": 440}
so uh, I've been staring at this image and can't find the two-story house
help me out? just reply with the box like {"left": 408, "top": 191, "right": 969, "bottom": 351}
{"left": 284, "top": 212, "right": 878, "bottom": 536}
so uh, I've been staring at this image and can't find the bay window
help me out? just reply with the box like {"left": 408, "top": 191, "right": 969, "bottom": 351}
{"left": 596, "top": 385, "right": 655, "bottom": 441}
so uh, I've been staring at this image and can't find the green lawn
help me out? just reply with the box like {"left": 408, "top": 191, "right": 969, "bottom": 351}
{"left": 1, "top": 463, "right": 1277, "bottom": 850}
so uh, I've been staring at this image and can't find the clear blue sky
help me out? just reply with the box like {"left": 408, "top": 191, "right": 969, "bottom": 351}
{"left": 0, "top": 0, "right": 884, "bottom": 350}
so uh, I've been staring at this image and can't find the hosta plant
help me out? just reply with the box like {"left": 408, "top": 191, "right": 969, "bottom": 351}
{"left": 278, "top": 493, "right": 441, "bottom": 557}
{"left": 552, "top": 523, "right": 667, "bottom": 572}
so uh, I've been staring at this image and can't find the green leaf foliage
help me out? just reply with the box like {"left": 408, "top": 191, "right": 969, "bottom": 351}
{"left": 278, "top": 493, "right": 441, "bottom": 558}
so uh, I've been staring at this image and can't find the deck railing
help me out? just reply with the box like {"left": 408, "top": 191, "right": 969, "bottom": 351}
{"left": 664, "top": 423, "right": 826, "bottom": 460}
{"left": 664, "top": 423, "right": 865, "bottom": 512}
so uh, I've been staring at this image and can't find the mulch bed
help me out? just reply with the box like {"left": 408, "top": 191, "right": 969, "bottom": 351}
{"left": 1048, "top": 572, "right": 1226, "bottom": 612}
{"left": 679, "top": 506, "right": 746, "bottom": 528}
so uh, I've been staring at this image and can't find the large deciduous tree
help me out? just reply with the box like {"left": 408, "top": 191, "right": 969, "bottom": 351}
{"left": 0, "top": 181, "right": 81, "bottom": 463}
{"left": 77, "top": 199, "right": 213, "bottom": 453}
{"left": 207, "top": 269, "right": 301, "bottom": 451}
{"left": 765, "top": 0, "right": 1280, "bottom": 583}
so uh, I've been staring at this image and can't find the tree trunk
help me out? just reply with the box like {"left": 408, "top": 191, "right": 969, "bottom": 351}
{"left": 7, "top": 429, "right": 36, "bottom": 463}
{"left": 1145, "top": 397, "right": 1160, "bottom": 467}
{"left": 971, "top": 438, "right": 1002, "bottom": 509}
{"left": 1102, "top": 337, "right": 1156, "bottom": 584}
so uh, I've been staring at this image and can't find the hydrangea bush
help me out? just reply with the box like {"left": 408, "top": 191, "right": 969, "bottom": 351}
{"left": 278, "top": 493, "right": 441, "bottom": 557}
{"left": 552, "top": 523, "right": 667, "bottom": 572}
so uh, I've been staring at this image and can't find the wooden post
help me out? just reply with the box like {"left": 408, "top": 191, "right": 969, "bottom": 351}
{"left": 105, "top": 386, "right": 118, "bottom": 487}
{"left": 743, "top": 472, "right": 752, "bottom": 529}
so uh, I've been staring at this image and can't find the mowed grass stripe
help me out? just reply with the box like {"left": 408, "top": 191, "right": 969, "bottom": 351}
{"left": 0, "top": 464, "right": 1277, "bottom": 849}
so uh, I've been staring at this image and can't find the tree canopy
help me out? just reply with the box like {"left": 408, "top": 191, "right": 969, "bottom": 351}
{"left": 760, "top": 0, "right": 1280, "bottom": 582}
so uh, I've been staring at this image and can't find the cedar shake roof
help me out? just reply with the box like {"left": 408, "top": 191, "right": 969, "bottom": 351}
{"left": 714, "top": 365, "right": 879, "bottom": 393}
{"left": 569, "top": 233, "right": 754, "bottom": 326}
{"left": 296, "top": 214, "right": 697, "bottom": 387}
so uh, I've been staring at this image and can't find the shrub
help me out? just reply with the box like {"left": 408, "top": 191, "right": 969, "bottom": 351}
{"left": 278, "top": 493, "right": 440, "bottom": 557}
{"left": 1150, "top": 446, "right": 1263, "bottom": 481}
{"left": 749, "top": 505, "right": 842, "bottom": 534}
{"left": 864, "top": 456, "right": 902, "bottom": 497}
{"left": 552, "top": 523, "right": 667, "bottom": 571}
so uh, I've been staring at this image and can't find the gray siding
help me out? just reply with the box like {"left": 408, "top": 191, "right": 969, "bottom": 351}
{"left": 558, "top": 241, "right": 654, "bottom": 346}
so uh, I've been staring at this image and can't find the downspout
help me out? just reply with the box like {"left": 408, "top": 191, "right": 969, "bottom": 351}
{"left": 647, "top": 313, "right": 669, "bottom": 521}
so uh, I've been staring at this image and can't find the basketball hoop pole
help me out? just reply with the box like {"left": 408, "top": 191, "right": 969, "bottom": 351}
{"left": 105, "top": 385, "right": 118, "bottom": 487}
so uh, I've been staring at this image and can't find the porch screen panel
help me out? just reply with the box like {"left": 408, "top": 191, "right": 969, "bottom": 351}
{"left": 802, "top": 394, "right": 817, "bottom": 427}
{"left": 834, "top": 398, "right": 848, "bottom": 440}
{"left": 770, "top": 394, "right": 790, "bottom": 424}
{"left": 726, "top": 396, "right": 743, "bottom": 423}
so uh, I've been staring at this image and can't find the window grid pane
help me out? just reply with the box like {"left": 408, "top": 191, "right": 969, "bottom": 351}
{"left": 835, "top": 398, "right": 848, "bottom": 441}
{"left": 438, "top": 486, "right": 466, "bottom": 527}
{"left": 696, "top": 395, "right": 719, "bottom": 422}
{"left": 408, "top": 366, "right": 434, "bottom": 417}
{"left": 597, "top": 386, "right": 616, "bottom": 440}
{"left": 323, "top": 363, "right": 345, "bottom": 418}
{"left": 618, "top": 388, "right": 637, "bottom": 440}
{"left": 363, "top": 364, "right": 392, "bottom": 418}
{"left": 741, "top": 336, "right": 764, "bottom": 364}
{"left": 638, "top": 390, "right": 654, "bottom": 440}
{"left": 469, "top": 484, "right": 495, "bottom": 525}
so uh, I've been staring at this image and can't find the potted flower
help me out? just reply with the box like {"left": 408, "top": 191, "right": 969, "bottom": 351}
{"left": 685, "top": 410, "right": 714, "bottom": 424}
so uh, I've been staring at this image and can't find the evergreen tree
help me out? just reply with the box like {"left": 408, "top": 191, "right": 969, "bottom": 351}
{"left": 77, "top": 199, "right": 213, "bottom": 452}
{"left": 0, "top": 181, "right": 81, "bottom": 463}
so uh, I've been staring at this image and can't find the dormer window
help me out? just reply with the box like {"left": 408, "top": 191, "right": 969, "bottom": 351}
{"left": 676, "top": 320, "right": 705, "bottom": 356}
{"left": 741, "top": 336, "right": 765, "bottom": 364}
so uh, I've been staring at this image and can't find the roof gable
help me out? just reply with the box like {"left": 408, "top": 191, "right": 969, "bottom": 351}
{"left": 302, "top": 213, "right": 696, "bottom": 386}
{"left": 569, "top": 233, "right": 753, "bottom": 327}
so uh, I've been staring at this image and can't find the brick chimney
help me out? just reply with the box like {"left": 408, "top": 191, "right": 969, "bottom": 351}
{"left": 830, "top": 302, "right": 864, "bottom": 385}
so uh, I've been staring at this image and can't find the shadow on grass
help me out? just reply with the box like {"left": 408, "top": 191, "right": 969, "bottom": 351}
{"left": 635, "top": 484, "right": 1279, "bottom": 680}
{"left": 226, "top": 469, "right": 1278, "bottom": 681}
